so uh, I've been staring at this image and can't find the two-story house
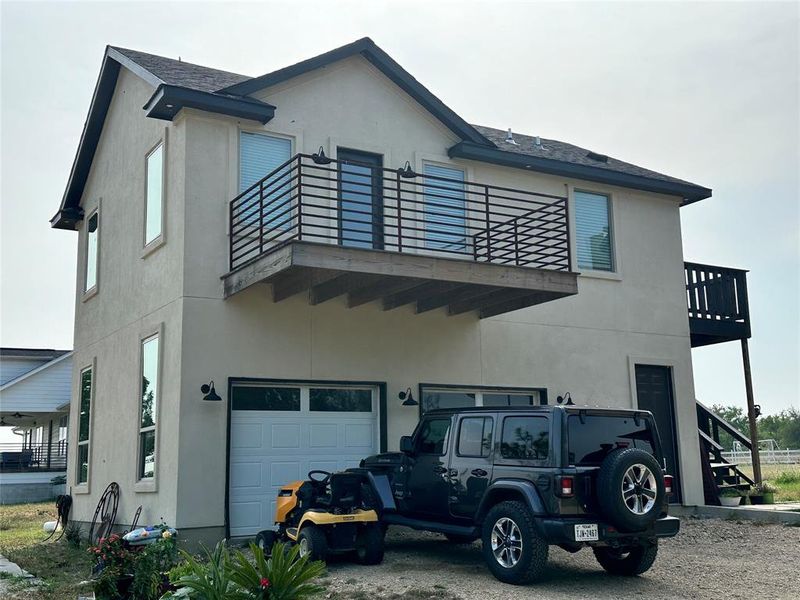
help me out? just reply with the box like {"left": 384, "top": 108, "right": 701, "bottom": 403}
{"left": 52, "top": 38, "right": 751, "bottom": 545}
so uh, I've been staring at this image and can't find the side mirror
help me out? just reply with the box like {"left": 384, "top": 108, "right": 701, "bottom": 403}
{"left": 400, "top": 436, "right": 414, "bottom": 455}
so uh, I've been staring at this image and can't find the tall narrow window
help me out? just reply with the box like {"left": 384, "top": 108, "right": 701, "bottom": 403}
{"left": 138, "top": 335, "right": 159, "bottom": 480}
{"left": 85, "top": 211, "right": 99, "bottom": 292}
{"left": 239, "top": 132, "right": 292, "bottom": 230}
{"left": 574, "top": 191, "right": 613, "bottom": 272}
{"left": 423, "top": 164, "right": 466, "bottom": 252}
{"left": 77, "top": 367, "right": 92, "bottom": 484}
{"left": 145, "top": 142, "right": 164, "bottom": 245}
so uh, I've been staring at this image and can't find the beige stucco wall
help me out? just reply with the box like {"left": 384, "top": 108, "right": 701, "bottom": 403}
{"left": 67, "top": 68, "right": 185, "bottom": 527}
{"left": 68, "top": 54, "right": 703, "bottom": 538}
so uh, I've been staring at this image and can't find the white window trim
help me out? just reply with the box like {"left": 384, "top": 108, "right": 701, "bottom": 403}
{"left": 142, "top": 133, "right": 167, "bottom": 257}
{"left": 73, "top": 359, "right": 96, "bottom": 494}
{"left": 570, "top": 186, "right": 622, "bottom": 280}
{"left": 82, "top": 204, "right": 101, "bottom": 301}
{"left": 134, "top": 323, "right": 164, "bottom": 493}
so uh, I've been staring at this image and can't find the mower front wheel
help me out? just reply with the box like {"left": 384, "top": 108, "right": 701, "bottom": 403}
{"left": 297, "top": 525, "right": 328, "bottom": 562}
{"left": 355, "top": 524, "right": 384, "bottom": 565}
{"left": 255, "top": 530, "right": 278, "bottom": 555}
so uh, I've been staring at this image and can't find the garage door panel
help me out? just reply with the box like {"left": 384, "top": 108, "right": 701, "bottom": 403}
{"left": 309, "top": 423, "right": 338, "bottom": 447}
{"left": 345, "top": 423, "right": 374, "bottom": 447}
{"left": 307, "top": 459, "right": 340, "bottom": 472}
{"left": 230, "top": 461, "right": 262, "bottom": 489}
{"left": 231, "top": 422, "right": 262, "bottom": 448}
{"left": 271, "top": 423, "right": 301, "bottom": 448}
{"left": 270, "top": 461, "right": 302, "bottom": 486}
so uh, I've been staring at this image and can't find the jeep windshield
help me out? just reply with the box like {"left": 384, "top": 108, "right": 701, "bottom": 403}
{"left": 567, "top": 413, "right": 657, "bottom": 466}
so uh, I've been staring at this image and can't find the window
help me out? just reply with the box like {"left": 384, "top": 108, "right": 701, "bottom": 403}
{"left": 231, "top": 386, "right": 300, "bottom": 411}
{"left": 501, "top": 416, "right": 549, "bottom": 461}
{"left": 238, "top": 132, "right": 292, "bottom": 230}
{"left": 574, "top": 191, "right": 613, "bottom": 271}
{"left": 138, "top": 335, "right": 159, "bottom": 480}
{"left": 310, "top": 388, "right": 372, "bottom": 412}
{"left": 84, "top": 211, "right": 99, "bottom": 292}
{"left": 417, "top": 418, "right": 451, "bottom": 455}
{"left": 567, "top": 415, "right": 655, "bottom": 466}
{"left": 76, "top": 367, "right": 92, "bottom": 484}
{"left": 145, "top": 142, "right": 164, "bottom": 245}
{"left": 422, "top": 387, "right": 542, "bottom": 413}
{"left": 457, "top": 417, "right": 493, "bottom": 457}
{"left": 423, "top": 164, "right": 466, "bottom": 251}
{"left": 58, "top": 415, "right": 68, "bottom": 456}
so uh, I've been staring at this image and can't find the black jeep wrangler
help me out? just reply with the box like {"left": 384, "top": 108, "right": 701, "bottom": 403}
{"left": 360, "top": 405, "right": 679, "bottom": 585}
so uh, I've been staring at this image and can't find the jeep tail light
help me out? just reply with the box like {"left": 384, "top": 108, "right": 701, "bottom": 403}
{"left": 664, "top": 475, "right": 673, "bottom": 495}
{"left": 557, "top": 476, "right": 574, "bottom": 498}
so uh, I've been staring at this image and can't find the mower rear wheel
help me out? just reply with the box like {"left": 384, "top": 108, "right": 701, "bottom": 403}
{"left": 255, "top": 530, "right": 278, "bottom": 555}
{"left": 355, "top": 524, "right": 384, "bottom": 565}
{"left": 297, "top": 526, "right": 328, "bottom": 562}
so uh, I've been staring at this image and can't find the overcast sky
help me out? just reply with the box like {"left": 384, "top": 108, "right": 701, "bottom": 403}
{"left": 1, "top": 1, "right": 798, "bottom": 416}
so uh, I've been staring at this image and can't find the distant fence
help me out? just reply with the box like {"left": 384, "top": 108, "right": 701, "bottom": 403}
{"left": 722, "top": 449, "right": 800, "bottom": 465}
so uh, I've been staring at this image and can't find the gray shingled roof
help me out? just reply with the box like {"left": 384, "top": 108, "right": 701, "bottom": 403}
{"left": 472, "top": 125, "right": 702, "bottom": 188}
{"left": 109, "top": 47, "right": 704, "bottom": 193}
{"left": 0, "top": 348, "right": 71, "bottom": 359}
{"left": 111, "top": 47, "right": 252, "bottom": 93}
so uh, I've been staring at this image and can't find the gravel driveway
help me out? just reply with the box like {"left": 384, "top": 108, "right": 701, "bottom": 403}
{"left": 321, "top": 517, "right": 800, "bottom": 599}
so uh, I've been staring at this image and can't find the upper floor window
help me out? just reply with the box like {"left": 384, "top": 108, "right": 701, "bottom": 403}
{"left": 145, "top": 142, "right": 164, "bottom": 245}
{"left": 422, "top": 386, "right": 543, "bottom": 413}
{"left": 423, "top": 164, "right": 466, "bottom": 252}
{"left": 239, "top": 132, "right": 292, "bottom": 230}
{"left": 77, "top": 366, "right": 93, "bottom": 484}
{"left": 138, "top": 334, "right": 160, "bottom": 480}
{"left": 574, "top": 191, "right": 614, "bottom": 272}
{"left": 84, "top": 211, "right": 99, "bottom": 292}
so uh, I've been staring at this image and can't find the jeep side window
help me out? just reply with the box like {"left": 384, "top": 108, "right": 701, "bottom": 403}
{"left": 457, "top": 417, "right": 493, "bottom": 458}
{"left": 500, "top": 416, "right": 549, "bottom": 460}
{"left": 416, "top": 418, "right": 451, "bottom": 455}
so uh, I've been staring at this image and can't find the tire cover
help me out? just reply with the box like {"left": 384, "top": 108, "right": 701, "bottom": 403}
{"left": 596, "top": 448, "right": 665, "bottom": 532}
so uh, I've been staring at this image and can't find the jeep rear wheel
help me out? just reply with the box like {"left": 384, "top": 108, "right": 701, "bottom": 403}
{"left": 593, "top": 542, "right": 658, "bottom": 575}
{"left": 481, "top": 501, "right": 548, "bottom": 585}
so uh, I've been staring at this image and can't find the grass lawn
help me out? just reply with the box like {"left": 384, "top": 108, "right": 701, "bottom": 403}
{"left": 739, "top": 463, "right": 800, "bottom": 502}
{"left": 0, "top": 502, "right": 94, "bottom": 600}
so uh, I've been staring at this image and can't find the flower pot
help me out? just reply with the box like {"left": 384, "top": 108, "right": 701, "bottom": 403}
{"left": 762, "top": 492, "right": 775, "bottom": 504}
{"left": 719, "top": 496, "right": 741, "bottom": 507}
{"left": 749, "top": 494, "right": 764, "bottom": 505}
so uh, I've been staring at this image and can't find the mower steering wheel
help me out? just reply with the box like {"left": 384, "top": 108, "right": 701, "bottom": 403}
{"left": 307, "top": 470, "right": 332, "bottom": 486}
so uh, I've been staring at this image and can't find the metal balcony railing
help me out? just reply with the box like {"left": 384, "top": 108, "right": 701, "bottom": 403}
{"left": 0, "top": 441, "right": 68, "bottom": 472}
{"left": 229, "top": 152, "right": 571, "bottom": 272}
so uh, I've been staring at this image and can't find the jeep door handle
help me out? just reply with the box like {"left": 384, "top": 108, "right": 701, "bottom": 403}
{"left": 471, "top": 468, "right": 488, "bottom": 477}
{"left": 432, "top": 465, "right": 448, "bottom": 474}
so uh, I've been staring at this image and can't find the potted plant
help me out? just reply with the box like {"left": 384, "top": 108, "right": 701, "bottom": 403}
{"left": 719, "top": 488, "right": 742, "bottom": 507}
{"left": 759, "top": 482, "right": 777, "bottom": 505}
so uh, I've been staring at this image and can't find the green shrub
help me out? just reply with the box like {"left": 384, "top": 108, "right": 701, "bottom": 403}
{"left": 64, "top": 522, "right": 83, "bottom": 548}
{"left": 163, "top": 541, "right": 249, "bottom": 600}
{"left": 775, "top": 471, "right": 800, "bottom": 485}
{"left": 229, "top": 542, "right": 325, "bottom": 600}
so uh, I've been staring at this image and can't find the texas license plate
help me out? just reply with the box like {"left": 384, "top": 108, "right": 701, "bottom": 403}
{"left": 574, "top": 523, "right": 599, "bottom": 541}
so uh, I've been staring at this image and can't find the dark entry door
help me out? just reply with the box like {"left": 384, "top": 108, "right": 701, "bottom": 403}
{"left": 337, "top": 148, "right": 383, "bottom": 249}
{"left": 635, "top": 365, "right": 682, "bottom": 502}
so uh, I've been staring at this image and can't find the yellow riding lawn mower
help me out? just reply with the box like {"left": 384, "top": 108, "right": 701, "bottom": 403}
{"left": 255, "top": 469, "right": 393, "bottom": 565}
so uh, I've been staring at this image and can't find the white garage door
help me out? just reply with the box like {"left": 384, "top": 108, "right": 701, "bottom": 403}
{"left": 229, "top": 382, "right": 380, "bottom": 537}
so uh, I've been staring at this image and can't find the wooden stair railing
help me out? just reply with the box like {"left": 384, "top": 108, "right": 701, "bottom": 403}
{"left": 697, "top": 402, "right": 754, "bottom": 505}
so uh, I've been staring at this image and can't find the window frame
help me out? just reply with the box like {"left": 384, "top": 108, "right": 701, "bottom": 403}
{"left": 74, "top": 360, "right": 95, "bottom": 492}
{"left": 573, "top": 189, "right": 616, "bottom": 274}
{"left": 135, "top": 325, "right": 163, "bottom": 492}
{"left": 419, "top": 383, "right": 547, "bottom": 415}
{"left": 82, "top": 206, "right": 100, "bottom": 300}
{"left": 143, "top": 136, "right": 167, "bottom": 255}
{"left": 422, "top": 161, "right": 468, "bottom": 253}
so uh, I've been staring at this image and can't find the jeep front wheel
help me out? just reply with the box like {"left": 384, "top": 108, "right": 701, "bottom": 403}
{"left": 593, "top": 542, "right": 658, "bottom": 576}
{"left": 481, "top": 501, "right": 548, "bottom": 585}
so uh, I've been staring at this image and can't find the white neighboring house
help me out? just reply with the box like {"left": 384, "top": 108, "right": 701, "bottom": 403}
{"left": 0, "top": 348, "right": 72, "bottom": 504}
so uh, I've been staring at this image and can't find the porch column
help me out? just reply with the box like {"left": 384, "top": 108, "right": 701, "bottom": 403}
{"left": 741, "top": 338, "right": 762, "bottom": 484}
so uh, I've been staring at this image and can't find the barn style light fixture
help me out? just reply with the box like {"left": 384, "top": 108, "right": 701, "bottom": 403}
{"left": 311, "top": 146, "right": 332, "bottom": 165}
{"left": 556, "top": 392, "right": 575, "bottom": 406}
{"left": 201, "top": 380, "right": 222, "bottom": 402}
{"left": 399, "top": 387, "right": 418, "bottom": 406}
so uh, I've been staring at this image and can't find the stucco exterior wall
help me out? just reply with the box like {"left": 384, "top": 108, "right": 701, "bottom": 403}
{"left": 67, "top": 68, "right": 186, "bottom": 527}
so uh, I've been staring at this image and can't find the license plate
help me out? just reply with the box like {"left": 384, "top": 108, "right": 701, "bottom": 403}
{"left": 574, "top": 523, "right": 599, "bottom": 542}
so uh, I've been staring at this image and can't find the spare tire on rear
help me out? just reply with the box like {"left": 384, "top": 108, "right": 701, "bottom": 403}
{"left": 596, "top": 448, "right": 664, "bottom": 532}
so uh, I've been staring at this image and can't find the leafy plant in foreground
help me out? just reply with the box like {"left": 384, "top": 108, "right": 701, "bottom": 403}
{"left": 228, "top": 541, "right": 326, "bottom": 600}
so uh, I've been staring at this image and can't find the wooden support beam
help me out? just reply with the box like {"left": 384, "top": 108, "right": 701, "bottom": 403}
{"left": 270, "top": 267, "right": 314, "bottom": 302}
{"left": 448, "top": 288, "right": 533, "bottom": 316}
{"left": 383, "top": 282, "right": 443, "bottom": 311}
{"left": 416, "top": 284, "right": 496, "bottom": 314}
{"left": 309, "top": 272, "right": 378, "bottom": 305}
{"left": 479, "top": 291, "right": 554, "bottom": 319}
{"left": 741, "top": 338, "right": 762, "bottom": 484}
{"left": 347, "top": 277, "right": 424, "bottom": 308}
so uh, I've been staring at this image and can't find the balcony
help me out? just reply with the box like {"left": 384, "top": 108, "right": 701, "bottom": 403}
{"left": 0, "top": 442, "right": 67, "bottom": 473}
{"left": 686, "top": 262, "right": 751, "bottom": 347}
{"left": 224, "top": 152, "right": 578, "bottom": 318}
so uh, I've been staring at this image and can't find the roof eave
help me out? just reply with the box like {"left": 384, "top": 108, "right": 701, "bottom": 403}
{"left": 448, "top": 141, "right": 712, "bottom": 205}
{"left": 144, "top": 84, "right": 275, "bottom": 123}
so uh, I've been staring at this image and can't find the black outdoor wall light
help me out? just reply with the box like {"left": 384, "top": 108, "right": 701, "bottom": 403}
{"left": 201, "top": 380, "right": 222, "bottom": 402}
{"left": 556, "top": 392, "right": 575, "bottom": 406}
{"left": 399, "top": 387, "right": 418, "bottom": 406}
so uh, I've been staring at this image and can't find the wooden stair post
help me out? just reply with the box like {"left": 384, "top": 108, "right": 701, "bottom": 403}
{"left": 741, "top": 338, "right": 762, "bottom": 484}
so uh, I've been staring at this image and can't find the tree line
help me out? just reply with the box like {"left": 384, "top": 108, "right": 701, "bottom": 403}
{"left": 710, "top": 404, "right": 800, "bottom": 450}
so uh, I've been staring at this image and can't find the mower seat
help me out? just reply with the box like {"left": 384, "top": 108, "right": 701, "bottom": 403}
{"left": 316, "top": 472, "right": 363, "bottom": 511}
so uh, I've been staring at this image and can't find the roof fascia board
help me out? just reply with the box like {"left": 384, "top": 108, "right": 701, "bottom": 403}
{"left": 0, "top": 352, "right": 73, "bottom": 392}
{"left": 220, "top": 38, "right": 493, "bottom": 147}
{"left": 448, "top": 141, "right": 712, "bottom": 204}
{"left": 143, "top": 85, "right": 276, "bottom": 123}
{"left": 106, "top": 47, "right": 164, "bottom": 88}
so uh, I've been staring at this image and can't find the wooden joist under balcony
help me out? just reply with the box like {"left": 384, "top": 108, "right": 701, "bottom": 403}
{"left": 223, "top": 241, "right": 578, "bottom": 318}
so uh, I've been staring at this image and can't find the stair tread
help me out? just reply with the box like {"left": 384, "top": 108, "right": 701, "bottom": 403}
{"left": 710, "top": 462, "right": 738, "bottom": 468}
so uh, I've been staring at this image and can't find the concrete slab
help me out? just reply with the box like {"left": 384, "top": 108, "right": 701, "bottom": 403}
{"left": 672, "top": 503, "right": 800, "bottom": 525}
{"left": 0, "top": 554, "right": 33, "bottom": 578}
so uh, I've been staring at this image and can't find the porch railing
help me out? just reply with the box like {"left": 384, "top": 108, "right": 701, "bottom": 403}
{"left": 685, "top": 262, "right": 750, "bottom": 324}
{"left": 229, "top": 152, "right": 571, "bottom": 272}
{"left": 0, "top": 442, "right": 68, "bottom": 472}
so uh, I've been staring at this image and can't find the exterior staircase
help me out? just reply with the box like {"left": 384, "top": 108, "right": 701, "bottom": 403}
{"left": 696, "top": 401, "right": 755, "bottom": 505}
